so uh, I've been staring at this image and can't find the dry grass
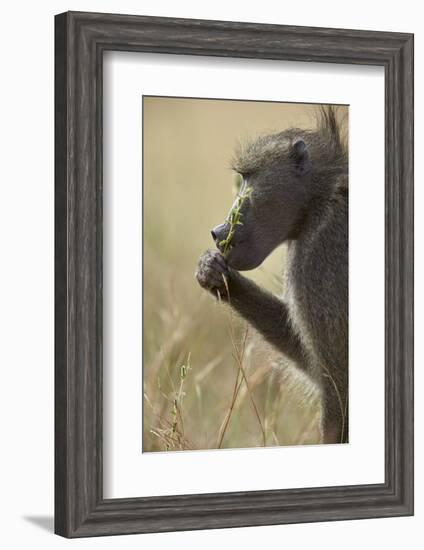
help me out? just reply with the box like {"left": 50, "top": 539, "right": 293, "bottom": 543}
{"left": 142, "top": 258, "right": 323, "bottom": 452}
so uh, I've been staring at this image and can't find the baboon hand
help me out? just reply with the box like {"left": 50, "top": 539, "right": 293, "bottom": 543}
{"left": 196, "top": 249, "right": 230, "bottom": 296}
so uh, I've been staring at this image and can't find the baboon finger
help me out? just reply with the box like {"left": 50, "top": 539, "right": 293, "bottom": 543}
{"left": 212, "top": 251, "right": 228, "bottom": 269}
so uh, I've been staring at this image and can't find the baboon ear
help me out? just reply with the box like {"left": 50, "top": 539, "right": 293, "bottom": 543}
{"left": 292, "top": 139, "right": 310, "bottom": 176}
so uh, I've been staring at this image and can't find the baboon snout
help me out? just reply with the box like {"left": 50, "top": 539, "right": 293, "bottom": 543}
{"left": 211, "top": 223, "right": 229, "bottom": 244}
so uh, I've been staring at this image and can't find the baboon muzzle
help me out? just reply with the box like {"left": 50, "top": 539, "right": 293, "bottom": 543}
{"left": 210, "top": 223, "right": 229, "bottom": 245}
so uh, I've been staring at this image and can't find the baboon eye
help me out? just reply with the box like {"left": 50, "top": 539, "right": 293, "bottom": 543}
{"left": 233, "top": 173, "right": 243, "bottom": 193}
{"left": 233, "top": 173, "right": 251, "bottom": 196}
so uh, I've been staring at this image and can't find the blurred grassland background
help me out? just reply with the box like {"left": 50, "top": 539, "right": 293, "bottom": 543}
{"left": 143, "top": 97, "right": 345, "bottom": 452}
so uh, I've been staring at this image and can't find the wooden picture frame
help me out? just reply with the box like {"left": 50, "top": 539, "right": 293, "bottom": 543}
{"left": 55, "top": 11, "right": 414, "bottom": 538}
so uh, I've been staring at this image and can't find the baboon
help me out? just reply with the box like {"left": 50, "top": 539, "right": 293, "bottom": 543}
{"left": 196, "top": 106, "right": 348, "bottom": 444}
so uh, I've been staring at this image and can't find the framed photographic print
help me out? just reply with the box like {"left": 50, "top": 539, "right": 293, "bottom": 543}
{"left": 55, "top": 11, "right": 414, "bottom": 537}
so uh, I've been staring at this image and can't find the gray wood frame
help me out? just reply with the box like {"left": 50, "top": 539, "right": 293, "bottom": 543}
{"left": 55, "top": 11, "right": 414, "bottom": 538}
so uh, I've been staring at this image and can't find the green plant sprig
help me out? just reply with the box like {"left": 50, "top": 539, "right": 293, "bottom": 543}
{"left": 219, "top": 186, "right": 252, "bottom": 256}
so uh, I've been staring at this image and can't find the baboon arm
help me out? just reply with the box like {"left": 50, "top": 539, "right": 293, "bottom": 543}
{"left": 226, "top": 270, "right": 304, "bottom": 365}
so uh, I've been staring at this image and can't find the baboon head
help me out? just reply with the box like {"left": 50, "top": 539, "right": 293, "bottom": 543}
{"left": 211, "top": 132, "right": 313, "bottom": 271}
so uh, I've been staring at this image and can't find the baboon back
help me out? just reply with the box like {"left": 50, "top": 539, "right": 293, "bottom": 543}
{"left": 285, "top": 177, "right": 348, "bottom": 434}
